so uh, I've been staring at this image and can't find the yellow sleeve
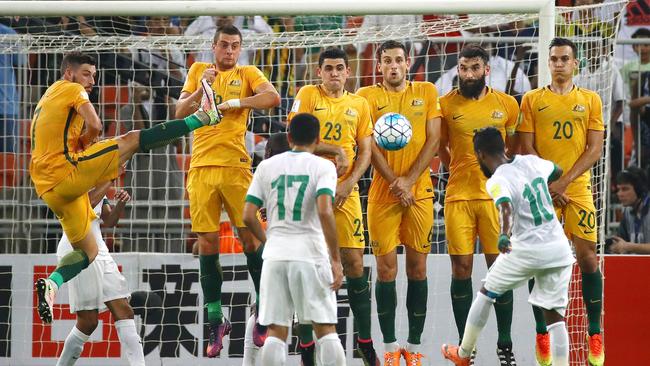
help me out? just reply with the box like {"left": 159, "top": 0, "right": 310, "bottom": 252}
{"left": 426, "top": 83, "right": 443, "bottom": 120}
{"left": 182, "top": 63, "right": 203, "bottom": 94}
{"left": 70, "top": 83, "right": 90, "bottom": 112}
{"left": 287, "top": 87, "right": 315, "bottom": 122}
{"left": 588, "top": 92, "right": 605, "bottom": 131}
{"left": 357, "top": 98, "right": 373, "bottom": 138}
{"left": 245, "top": 66, "right": 271, "bottom": 92}
{"left": 516, "top": 92, "right": 534, "bottom": 133}
{"left": 504, "top": 95, "right": 520, "bottom": 136}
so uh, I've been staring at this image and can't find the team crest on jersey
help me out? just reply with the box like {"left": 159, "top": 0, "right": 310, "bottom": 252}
{"left": 573, "top": 104, "right": 585, "bottom": 112}
{"left": 491, "top": 110, "right": 504, "bottom": 119}
{"left": 345, "top": 108, "right": 357, "bottom": 117}
{"left": 229, "top": 79, "right": 242, "bottom": 86}
{"left": 411, "top": 99, "right": 424, "bottom": 106}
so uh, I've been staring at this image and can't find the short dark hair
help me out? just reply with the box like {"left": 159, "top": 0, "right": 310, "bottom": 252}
{"left": 377, "top": 40, "right": 408, "bottom": 60}
{"left": 473, "top": 126, "right": 505, "bottom": 156}
{"left": 318, "top": 47, "right": 348, "bottom": 67}
{"left": 214, "top": 25, "right": 242, "bottom": 42}
{"left": 289, "top": 113, "right": 320, "bottom": 146}
{"left": 617, "top": 167, "right": 648, "bottom": 197}
{"left": 60, "top": 52, "right": 96, "bottom": 75}
{"left": 549, "top": 37, "right": 578, "bottom": 58}
{"left": 459, "top": 44, "right": 489, "bottom": 65}
{"left": 632, "top": 27, "right": 650, "bottom": 39}
{"left": 265, "top": 132, "right": 290, "bottom": 158}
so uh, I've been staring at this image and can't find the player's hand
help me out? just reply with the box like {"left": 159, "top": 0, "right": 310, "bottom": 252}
{"left": 609, "top": 236, "right": 629, "bottom": 254}
{"left": 497, "top": 233, "right": 511, "bottom": 254}
{"left": 389, "top": 176, "right": 414, "bottom": 199}
{"left": 202, "top": 67, "right": 217, "bottom": 84}
{"left": 335, "top": 178, "right": 354, "bottom": 208}
{"left": 114, "top": 189, "right": 131, "bottom": 203}
{"left": 399, "top": 191, "right": 416, "bottom": 207}
{"left": 549, "top": 178, "right": 569, "bottom": 200}
{"left": 334, "top": 152, "right": 349, "bottom": 177}
{"left": 330, "top": 259, "right": 343, "bottom": 291}
{"left": 552, "top": 193, "right": 571, "bottom": 208}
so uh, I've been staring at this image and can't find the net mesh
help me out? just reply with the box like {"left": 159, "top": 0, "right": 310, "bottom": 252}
{"left": 0, "top": 1, "right": 625, "bottom": 364}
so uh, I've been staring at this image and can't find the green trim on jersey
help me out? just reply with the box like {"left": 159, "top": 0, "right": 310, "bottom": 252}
{"left": 495, "top": 197, "right": 512, "bottom": 207}
{"left": 316, "top": 188, "right": 334, "bottom": 203}
{"left": 245, "top": 194, "right": 263, "bottom": 207}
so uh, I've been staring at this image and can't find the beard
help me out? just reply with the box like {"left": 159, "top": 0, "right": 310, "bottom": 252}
{"left": 478, "top": 160, "right": 493, "bottom": 179}
{"left": 459, "top": 74, "right": 486, "bottom": 99}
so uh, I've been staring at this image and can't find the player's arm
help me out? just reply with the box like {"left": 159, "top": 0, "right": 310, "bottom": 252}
{"left": 314, "top": 143, "right": 349, "bottom": 177}
{"left": 548, "top": 129, "right": 604, "bottom": 198}
{"left": 496, "top": 200, "right": 514, "bottom": 254}
{"left": 438, "top": 117, "right": 451, "bottom": 168}
{"left": 391, "top": 116, "right": 441, "bottom": 204}
{"left": 77, "top": 103, "right": 102, "bottom": 149}
{"left": 101, "top": 190, "right": 131, "bottom": 227}
{"left": 219, "top": 82, "right": 280, "bottom": 111}
{"left": 548, "top": 163, "right": 563, "bottom": 183}
{"left": 89, "top": 181, "right": 112, "bottom": 208}
{"left": 515, "top": 92, "right": 539, "bottom": 156}
{"left": 316, "top": 194, "right": 343, "bottom": 291}
{"left": 335, "top": 135, "right": 371, "bottom": 207}
{"left": 370, "top": 140, "right": 397, "bottom": 185}
{"left": 243, "top": 201, "right": 267, "bottom": 244}
{"left": 517, "top": 132, "right": 538, "bottom": 156}
{"left": 176, "top": 64, "right": 218, "bottom": 118}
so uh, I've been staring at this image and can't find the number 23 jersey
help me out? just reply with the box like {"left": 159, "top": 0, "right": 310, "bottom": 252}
{"left": 517, "top": 86, "right": 604, "bottom": 197}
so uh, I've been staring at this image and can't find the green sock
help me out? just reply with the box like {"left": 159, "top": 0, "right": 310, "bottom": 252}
{"left": 347, "top": 274, "right": 372, "bottom": 340}
{"left": 450, "top": 278, "right": 473, "bottom": 342}
{"left": 244, "top": 244, "right": 264, "bottom": 306}
{"left": 49, "top": 249, "right": 89, "bottom": 287}
{"left": 375, "top": 280, "right": 397, "bottom": 343}
{"left": 582, "top": 269, "right": 603, "bottom": 335}
{"left": 406, "top": 278, "right": 428, "bottom": 345}
{"left": 199, "top": 254, "right": 223, "bottom": 326}
{"left": 299, "top": 324, "right": 314, "bottom": 345}
{"left": 494, "top": 290, "right": 513, "bottom": 347}
{"left": 529, "top": 279, "right": 548, "bottom": 334}
{"left": 139, "top": 117, "right": 204, "bottom": 152}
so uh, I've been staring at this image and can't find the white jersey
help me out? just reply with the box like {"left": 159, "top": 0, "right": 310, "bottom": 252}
{"left": 57, "top": 196, "right": 110, "bottom": 259}
{"left": 486, "top": 155, "right": 574, "bottom": 268}
{"left": 246, "top": 151, "right": 337, "bottom": 263}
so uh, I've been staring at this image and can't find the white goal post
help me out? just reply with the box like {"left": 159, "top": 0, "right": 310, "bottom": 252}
{"left": 0, "top": 0, "right": 556, "bottom": 85}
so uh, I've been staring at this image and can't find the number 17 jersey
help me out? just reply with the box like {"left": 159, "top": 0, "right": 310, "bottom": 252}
{"left": 246, "top": 151, "right": 338, "bottom": 263}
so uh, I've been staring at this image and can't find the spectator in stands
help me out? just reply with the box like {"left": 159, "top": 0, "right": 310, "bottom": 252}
{"left": 0, "top": 23, "right": 26, "bottom": 152}
{"left": 575, "top": 35, "right": 625, "bottom": 179}
{"left": 132, "top": 16, "right": 186, "bottom": 80}
{"left": 622, "top": 28, "right": 650, "bottom": 169}
{"left": 294, "top": 16, "right": 345, "bottom": 85}
{"left": 120, "top": 82, "right": 184, "bottom": 222}
{"left": 184, "top": 16, "right": 273, "bottom": 65}
{"left": 435, "top": 45, "right": 531, "bottom": 97}
{"left": 610, "top": 167, "right": 650, "bottom": 254}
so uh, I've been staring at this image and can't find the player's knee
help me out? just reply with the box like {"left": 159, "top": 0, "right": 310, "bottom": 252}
{"left": 405, "top": 265, "right": 426, "bottom": 280}
{"left": 450, "top": 258, "right": 473, "bottom": 279}
{"left": 238, "top": 230, "right": 256, "bottom": 253}
{"left": 577, "top": 255, "right": 598, "bottom": 273}
{"left": 341, "top": 251, "right": 363, "bottom": 278}
{"left": 197, "top": 232, "right": 220, "bottom": 254}
{"left": 376, "top": 264, "right": 397, "bottom": 282}
{"left": 77, "top": 316, "right": 98, "bottom": 334}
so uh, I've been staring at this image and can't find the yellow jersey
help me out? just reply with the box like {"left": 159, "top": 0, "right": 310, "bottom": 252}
{"left": 357, "top": 81, "right": 442, "bottom": 203}
{"left": 182, "top": 62, "right": 269, "bottom": 169}
{"left": 288, "top": 85, "right": 372, "bottom": 182}
{"left": 30, "top": 80, "right": 91, "bottom": 196}
{"left": 517, "top": 86, "right": 604, "bottom": 197}
{"left": 440, "top": 87, "right": 519, "bottom": 202}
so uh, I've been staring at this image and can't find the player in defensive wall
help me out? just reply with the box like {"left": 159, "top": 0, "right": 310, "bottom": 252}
{"left": 356, "top": 40, "right": 441, "bottom": 366}
{"left": 175, "top": 24, "right": 281, "bottom": 357}
{"left": 438, "top": 44, "right": 520, "bottom": 365}
{"left": 442, "top": 126, "right": 574, "bottom": 366}
{"left": 55, "top": 181, "right": 144, "bottom": 366}
{"left": 31, "top": 52, "right": 222, "bottom": 325}
{"left": 517, "top": 37, "right": 605, "bottom": 366}
{"left": 288, "top": 47, "right": 379, "bottom": 366}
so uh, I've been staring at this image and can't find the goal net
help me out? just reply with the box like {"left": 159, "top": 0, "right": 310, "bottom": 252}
{"left": 0, "top": 1, "right": 624, "bottom": 364}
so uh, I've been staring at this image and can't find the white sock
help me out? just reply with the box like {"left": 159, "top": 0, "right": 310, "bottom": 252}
{"left": 548, "top": 321, "right": 570, "bottom": 366}
{"left": 243, "top": 315, "right": 259, "bottom": 366}
{"left": 260, "top": 336, "right": 287, "bottom": 366}
{"left": 56, "top": 326, "right": 89, "bottom": 366}
{"left": 459, "top": 292, "right": 495, "bottom": 358}
{"left": 115, "top": 319, "right": 145, "bottom": 366}
{"left": 317, "top": 333, "right": 346, "bottom": 366}
{"left": 406, "top": 342, "right": 421, "bottom": 354}
{"left": 384, "top": 341, "right": 400, "bottom": 353}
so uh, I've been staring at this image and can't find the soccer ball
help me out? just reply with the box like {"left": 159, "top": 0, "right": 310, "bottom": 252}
{"left": 373, "top": 113, "right": 412, "bottom": 151}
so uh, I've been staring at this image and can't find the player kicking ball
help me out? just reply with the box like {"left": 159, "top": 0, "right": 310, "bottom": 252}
{"left": 243, "top": 113, "right": 346, "bottom": 366}
{"left": 442, "top": 127, "right": 574, "bottom": 366}
{"left": 56, "top": 181, "right": 144, "bottom": 366}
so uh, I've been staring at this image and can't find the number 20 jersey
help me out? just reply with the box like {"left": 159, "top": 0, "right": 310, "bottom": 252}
{"left": 246, "top": 151, "right": 338, "bottom": 263}
{"left": 486, "top": 155, "right": 574, "bottom": 268}
{"left": 517, "top": 86, "right": 604, "bottom": 198}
